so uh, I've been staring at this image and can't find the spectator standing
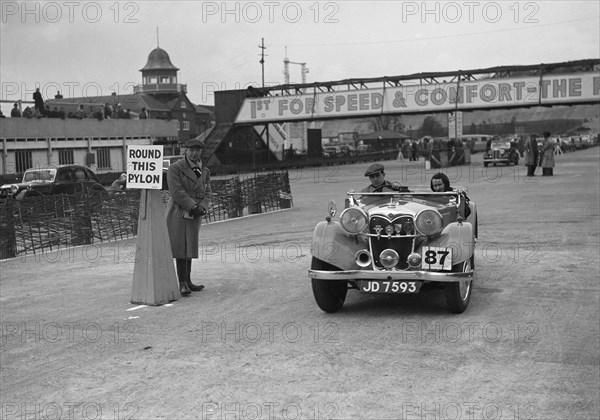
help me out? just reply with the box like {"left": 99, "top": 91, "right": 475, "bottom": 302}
{"left": 104, "top": 103, "right": 112, "bottom": 119}
{"left": 517, "top": 136, "right": 525, "bottom": 157}
{"left": 166, "top": 137, "right": 212, "bottom": 296}
{"left": 411, "top": 140, "right": 420, "bottom": 161}
{"left": 11, "top": 103, "right": 21, "bottom": 117}
{"left": 540, "top": 132, "right": 555, "bottom": 176}
{"left": 33, "top": 88, "right": 44, "bottom": 115}
{"left": 524, "top": 135, "right": 539, "bottom": 177}
{"left": 139, "top": 107, "right": 148, "bottom": 119}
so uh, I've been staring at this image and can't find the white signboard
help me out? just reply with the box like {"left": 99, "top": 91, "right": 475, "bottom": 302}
{"left": 126, "top": 145, "right": 163, "bottom": 190}
{"left": 448, "top": 111, "right": 463, "bottom": 139}
{"left": 235, "top": 73, "right": 600, "bottom": 123}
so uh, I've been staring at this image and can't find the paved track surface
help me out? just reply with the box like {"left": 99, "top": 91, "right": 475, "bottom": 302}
{"left": 1, "top": 149, "right": 599, "bottom": 420}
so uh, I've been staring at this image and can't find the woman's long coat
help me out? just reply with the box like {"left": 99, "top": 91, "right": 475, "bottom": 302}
{"left": 540, "top": 139, "right": 556, "bottom": 168}
{"left": 166, "top": 158, "right": 211, "bottom": 259}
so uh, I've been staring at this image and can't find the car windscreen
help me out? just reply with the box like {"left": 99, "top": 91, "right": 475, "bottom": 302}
{"left": 491, "top": 142, "right": 511, "bottom": 149}
{"left": 23, "top": 169, "right": 57, "bottom": 182}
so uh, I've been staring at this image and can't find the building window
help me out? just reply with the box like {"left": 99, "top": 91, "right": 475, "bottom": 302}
{"left": 15, "top": 150, "right": 33, "bottom": 173}
{"left": 160, "top": 76, "right": 170, "bottom": 84}
{"left": 149, "top": 76, "right": 157, "bottom": 84}
{"left": 175, "top": 120, "right": 180, "bottom": 130}
{"left": 97, "top": 148, "right": 111, "bottom": 169}
{"left": 182, "top": 121, "right": 190, "bottom": 131}
{"left": 58, "top": 149, "right": 74, "bottom": 165}
{"left": 181, "top": 102, "right": 187, "bottom": 108}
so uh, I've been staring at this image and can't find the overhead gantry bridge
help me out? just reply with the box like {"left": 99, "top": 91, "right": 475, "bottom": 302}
{"left": 204, "top": 59, "right": 599, "bottom": 165}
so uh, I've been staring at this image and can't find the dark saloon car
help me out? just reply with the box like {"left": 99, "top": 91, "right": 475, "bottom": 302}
{"left": 483, "top": 141, "right": 519, "bottom": 167}
{"left": 0, "top": 165, "right": 106, "bottom": 200}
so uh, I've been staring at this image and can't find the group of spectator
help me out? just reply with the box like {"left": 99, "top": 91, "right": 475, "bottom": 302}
{"left": 6, "top": 88, "right": 151, "bottom": 121}
{"left": 400, "top": 140, "right": 421, "bottom": 161}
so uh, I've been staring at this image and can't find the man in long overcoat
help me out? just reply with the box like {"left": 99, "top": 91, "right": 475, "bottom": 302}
{"left": 524, "top": 135, "right": 539, "bottom": 177}
{"left": 166, "top": 138, "right": 212, "bottom": 296}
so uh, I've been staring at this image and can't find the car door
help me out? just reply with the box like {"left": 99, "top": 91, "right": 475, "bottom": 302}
{"left": 54, "top": 168, "right": 77, "bottom": 195}
{"left": 72, "top": 167, "right": 88, "bottom": 193}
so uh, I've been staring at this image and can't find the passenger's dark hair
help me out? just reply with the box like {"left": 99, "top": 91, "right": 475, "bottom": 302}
{"left": 431, "top": 172, "right": 451, "bottom": 191}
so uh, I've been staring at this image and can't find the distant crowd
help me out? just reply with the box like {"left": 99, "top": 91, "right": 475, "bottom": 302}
{"left": 1, "top": 88, "right": 155, "bottom": 121}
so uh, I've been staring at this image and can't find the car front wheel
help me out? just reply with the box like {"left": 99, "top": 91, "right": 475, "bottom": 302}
{"left": 444, "top": 257, "right": 473, "bottom": 314}
{"left": 311, "top": 257, "right": 347, "bottom": 313}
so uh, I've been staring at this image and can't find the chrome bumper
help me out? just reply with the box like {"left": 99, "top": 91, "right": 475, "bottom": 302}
{"left": 484, "top": 158, "right": 509, "bottom": 163}
{"left": 308, "top": 269, "right": 473, "bottom": 282}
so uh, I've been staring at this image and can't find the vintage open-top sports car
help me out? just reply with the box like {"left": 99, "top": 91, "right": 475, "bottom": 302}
{"left": 309, "top": 188, "right": 477, "bottom": 313}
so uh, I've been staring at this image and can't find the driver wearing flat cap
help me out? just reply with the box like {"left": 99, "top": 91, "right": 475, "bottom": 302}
{"left": 362, "top": 163, "right": 409, "bottom": 193}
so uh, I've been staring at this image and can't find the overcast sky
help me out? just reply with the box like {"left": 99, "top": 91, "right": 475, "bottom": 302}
{"left": 1, "top": 0, "right": 599, "bottom": 115}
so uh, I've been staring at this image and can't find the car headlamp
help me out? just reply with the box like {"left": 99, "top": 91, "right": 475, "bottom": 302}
{"left": 379, "top": 249, "right": 399, "bottom": 268}
{"left": 339, "top": 207, "right": 368, "bottom": 234}
{"left": 415, "top": 209, "right": 443, "bottom": 236}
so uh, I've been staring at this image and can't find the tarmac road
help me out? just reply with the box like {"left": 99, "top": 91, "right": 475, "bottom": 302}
{"left": 1, "top": 148, "right": 598, "bottom": 420}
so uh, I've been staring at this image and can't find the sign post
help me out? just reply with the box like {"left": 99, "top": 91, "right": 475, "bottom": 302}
{"left": 127, "top": 145, "right": 179, "bottom": 305}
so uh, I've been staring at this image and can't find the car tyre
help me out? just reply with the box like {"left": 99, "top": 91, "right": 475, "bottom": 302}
{"left": 444, "top": 257, "right": 473, "bottom": 314}
{"left": 311, "top": 257, "right": 347, "bottom": 313}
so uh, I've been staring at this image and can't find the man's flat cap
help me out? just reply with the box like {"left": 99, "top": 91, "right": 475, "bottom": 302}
{"left": 364, "top": 163, "right": 384, "bottom": 176}
{"left": 185, "top": 137, "right": 205, "bottom": 148}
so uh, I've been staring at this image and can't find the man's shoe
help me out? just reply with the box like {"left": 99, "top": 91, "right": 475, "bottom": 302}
{"left": 180, "top": 282, "right": 192, "bottom": 296}
{"left": 188, "top": 282, "right": 205, "bottom": 292}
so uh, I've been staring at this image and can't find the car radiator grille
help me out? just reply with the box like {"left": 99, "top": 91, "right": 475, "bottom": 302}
{"left": 369, "top": 215, "right": 415, "bottom": 270}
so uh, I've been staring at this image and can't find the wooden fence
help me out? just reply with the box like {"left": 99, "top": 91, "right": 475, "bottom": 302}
{"left": 0, "top": 171, "right": 292, "bottom": 259}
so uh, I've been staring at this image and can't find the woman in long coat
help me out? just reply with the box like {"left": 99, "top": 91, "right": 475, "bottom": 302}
{"left": 540, "top": 132, "right": 555, "bottom": 176}
{"left": 166, "top": 138, "right": 212, "bottom": 295}
{"left": 524, "top": 135, "right": 539, "bottom": 176}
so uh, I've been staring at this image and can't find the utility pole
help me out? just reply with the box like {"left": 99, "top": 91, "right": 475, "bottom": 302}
{"left": 258, "top": 38, "right": 266, "bottom": 88}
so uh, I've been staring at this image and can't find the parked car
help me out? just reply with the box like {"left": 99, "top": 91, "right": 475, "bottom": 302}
{"left": 558, "top": 136, "right": 575, "bottom": 152}
{"left": 161, "top": 155, "right": 183, "bottom": 190}
{"left": 0, "top": 165, "right": 106, "bottom": 200}
{"left": 339, "top": 144, "right": 357, "bottom": 157}
{"left": 322, "top": 146, "right": 341, "bottom": 158}
{"left": 309, "top": 187, "right": 477, "bottom": 314}
{"left": 483, "top": 140, "right": 520, "bottom": 167}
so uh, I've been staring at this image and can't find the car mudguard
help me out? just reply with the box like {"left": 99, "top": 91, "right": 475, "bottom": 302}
{"left": 466, "top": 202, "right": 477, "bottom": 237}
{"left": 422, "top": 221, "right": 475, "bottom": 266}
{"left": 311, "top": 221, "right": 368, "bottom": 270}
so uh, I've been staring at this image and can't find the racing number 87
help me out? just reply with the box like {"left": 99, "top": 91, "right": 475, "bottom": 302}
{"left": 422, "top": 247, "right": 452, "bottom": 270}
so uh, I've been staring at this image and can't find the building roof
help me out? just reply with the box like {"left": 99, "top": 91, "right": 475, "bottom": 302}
{"left": 47, "top": 93, "right": 213, "bottom": 116}
{"left": 140, "top": 47, "right": 179, "bottom": 72}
